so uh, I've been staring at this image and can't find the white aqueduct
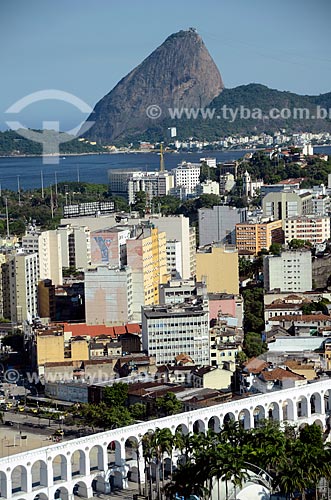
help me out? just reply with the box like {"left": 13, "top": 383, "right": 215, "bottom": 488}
{"left": 1, "top": 378, "right": 331, "bottom": 500}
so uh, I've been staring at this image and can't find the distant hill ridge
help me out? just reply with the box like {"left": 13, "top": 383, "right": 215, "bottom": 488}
{"left": 82, "top": 29, "right": 331, "bottom": 144}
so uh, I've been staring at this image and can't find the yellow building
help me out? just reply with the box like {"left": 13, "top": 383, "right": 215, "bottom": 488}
{"left": 235, "top": 220, "right": 283, "bottom": 254}
{"left": 36, "top": 327, "right": 65, "bottom": 367}
{"left": 35, "top": 326, "right": 89, "bottom": 375}
{"left": 196, "top": 244, "right": 239, "bottom": 294}
{"left": 127, "top": 226, "right": 169, "bottom": 320}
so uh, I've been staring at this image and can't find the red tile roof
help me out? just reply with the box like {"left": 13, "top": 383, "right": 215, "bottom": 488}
{"left": 244, "top": 358, "right": 268, "bottom": 374}
{"left": 60, "top": 323, "right": 141, "bottom": 338}
{"left": 113, "top": 325, "right": 126, "bottom": 336}
{"left": 269, "top": 314, "right": 331, "bottom": 322}
{"left": 126, "top": 324, "right": 141, "bottom": 334}
{"left": 260, "top": 367, "right": 305, "bottom": 381}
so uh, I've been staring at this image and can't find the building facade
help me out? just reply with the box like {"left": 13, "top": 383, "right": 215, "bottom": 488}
{"left": 58, "top": 224, "right": 91, "bottom": 270}
{"left": 262, "top": 191, "right": 313, "bottom": 219}
{"left": 142, "top": 299, "right": 210, "bottom": 366}
{"left": 264, "top": 250, "right": 312, "bottom": 293}
{"left": 22, "top": 230, "right": 62, "bottom": 285}
{"left": 9, "top": 252, "right": 39, "bottom": 323}
{"left": 126, "top": 226, "right": 168, "bottom": 320}
{"left": 199, "top": 206, "right": 248, "bottom": 246}
{"left": 196, "top": 244, "right": 239, "bottom": 295}
{"left": 283, "top": 216, "right": 330, "bottom": 246}
{"left": 85, "top": 266, "right": 133, "bottom": 325}
{"left": 235, "top": 220, "right": 284, "bottom": 254}
{"left": 172, "top": 161, "right": 201, "bottom": 195}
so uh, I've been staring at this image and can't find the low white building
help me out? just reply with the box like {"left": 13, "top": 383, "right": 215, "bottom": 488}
{"left": 196, "top": 180, "right": 220, "bottom": 196}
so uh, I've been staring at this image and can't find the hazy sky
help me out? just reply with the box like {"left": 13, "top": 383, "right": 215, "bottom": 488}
{"left": 1, "top": 0, "right": 330, "bottom": 131}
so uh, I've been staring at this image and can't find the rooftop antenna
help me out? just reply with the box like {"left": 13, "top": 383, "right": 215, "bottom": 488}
{"left": 159, "top": 143, "right": 165, "bottom": 173}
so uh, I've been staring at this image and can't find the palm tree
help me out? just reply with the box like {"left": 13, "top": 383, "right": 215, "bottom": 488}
{"left": 130, "top": 438, "right": 143, "bottom": 496}
{"left": 142, "top": 431, "right": 156, "bottom": 500}
{"left": 154, "top": 428, "right": 174, "bottom": 498}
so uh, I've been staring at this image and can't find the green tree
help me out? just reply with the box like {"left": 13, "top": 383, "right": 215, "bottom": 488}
{"left": 103, "top": 383, "right": 128, "bottom": 407}
{"left": 156, "top": 392, "right": 183, "bottom": 416}
{"left": 243, "top": 332, "right": 267, "bottom": 358}
{"left": 132, "top": 191, "right": 147, "bottom": 215}
{"left": 269, "top": 242, "right": 282, "bottom": 255}
{"left": 129, "top": 402, "right": 147, "bottom": 420}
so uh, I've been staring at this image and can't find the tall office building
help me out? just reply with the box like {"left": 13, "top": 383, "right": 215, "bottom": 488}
{"left": 235, "top": 220, "right": 283, "bottom": 254}
{"left": 142, "top": 299, "right": 210, "bottom": 366}
{"left": 108, "top": 169, "right": 174, "bottom": 204}
{"left": 262, "top": 191, "right": 313, "bottom": 219}
{"left": 172, "top": 161, "right": 201, "bottom": 195}
{"left": 283, "top": 216, "right": 330, "bottom": 245}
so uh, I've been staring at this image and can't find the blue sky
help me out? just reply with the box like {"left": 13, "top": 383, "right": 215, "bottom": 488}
{"left": 1, "top": 0, "right": 330, "bottom": 131}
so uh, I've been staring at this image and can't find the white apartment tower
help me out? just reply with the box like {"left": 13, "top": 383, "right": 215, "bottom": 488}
{"left": 58, "top": 225, "right": 91, "bottom": 270}
{"left": 22, "top": 230, "right": 62, "bottom": 285}
{"left": 172, "top": 161, "right": 201, "bottom": 195}
{"left": 9, "top": 252, "right": 39, "bottom": 323}
{"left": 263, "top": 250, "right": 312, "bottom": 293}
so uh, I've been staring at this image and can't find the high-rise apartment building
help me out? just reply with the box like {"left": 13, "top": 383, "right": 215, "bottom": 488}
{"left": 9, "top": 252, "right": 39, "bottom": 323}
{"left": 149, "top": 215, "right": 196, "bottom": 279}
{"left": 283, "top": 216, "right": 330, "bottom": 245}
{"left": 263, "top": 250, "right": 312, "bottom": 292}
{"left": 58, "top": 224, "right": 91, "bottom": 269}
{"left": 127, "top": 226, "right": 168, "bottom": 319}
{"left": 22, "top": 230, "right": 62, "bottom": 285}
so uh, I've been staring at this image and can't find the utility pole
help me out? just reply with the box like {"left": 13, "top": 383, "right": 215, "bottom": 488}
{"left": 5, "top": 198, "right": 9, "bottom": 238}
{"left": 41, "top": 171, "right": 44, "bottom": 199}
{"left": 55, "top": 172, "right": 58, "bottom": 197}
{"left": 159, "top": 143, "right": 165, "bottom": 172}
{"left": 50, "top": 186, "right": 54, "bottom": 219}
{"left": 77, "top": 167, "right": 80, "bottom": 183}
{"left": 17, "top": 175, "right": 21, "bottom": 206}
